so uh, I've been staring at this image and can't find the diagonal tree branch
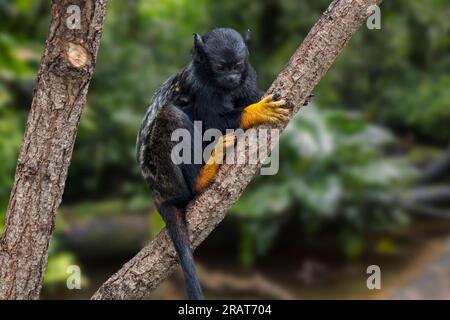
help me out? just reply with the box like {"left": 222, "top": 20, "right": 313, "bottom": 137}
{"left": 0, "top": 0, "right": 108, "bottom": 299}
{"left": 92, "top": 0, "right": 382, "bottom": 300}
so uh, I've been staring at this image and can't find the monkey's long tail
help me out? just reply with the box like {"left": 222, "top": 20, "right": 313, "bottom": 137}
{"left": 158, "top": 204, "right": 204, "bottom": 300}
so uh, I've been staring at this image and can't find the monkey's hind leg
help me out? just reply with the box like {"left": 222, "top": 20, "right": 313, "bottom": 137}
{"left": 149, "top": 104, "right": 204, "bottom": 299}
{"left": 195, "top": 133, "right": 236, "bottom": 193}
{"left": 240, "top": 94, "right": 288, "bottom": 129}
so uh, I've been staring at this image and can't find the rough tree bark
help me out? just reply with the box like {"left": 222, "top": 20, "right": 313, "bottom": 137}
{"left": 92, "top": 0, "right": 382, "bottom": 300}
{"left": 0, "top": 0, "right": 108, "bottom": 300}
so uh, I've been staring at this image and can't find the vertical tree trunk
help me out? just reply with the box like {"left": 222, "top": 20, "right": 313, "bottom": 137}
{"left": 0, "top": 0, "right": 108, "bottom": 300}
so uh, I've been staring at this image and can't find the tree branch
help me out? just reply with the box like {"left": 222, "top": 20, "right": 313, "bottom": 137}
{"left": 92, "top": 0, "right": 382, "bottom": 300}
{"left": 0, "top": 0, "right": 108, "bottom": 299}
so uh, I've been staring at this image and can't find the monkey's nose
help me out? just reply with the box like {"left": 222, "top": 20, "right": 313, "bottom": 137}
{"left": 225, "top": 74, "right": 240, "bottom": 85}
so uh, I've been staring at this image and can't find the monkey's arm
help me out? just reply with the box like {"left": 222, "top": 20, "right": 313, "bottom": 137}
{"left": 240, "top": 94, "right": 288, "bottom": 130}
{"left": 195, "top": 95, "right": 288, "bottom": 192}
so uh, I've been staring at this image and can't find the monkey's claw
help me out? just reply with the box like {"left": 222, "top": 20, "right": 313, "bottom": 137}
{"left": 256, "top": 94, "right": 289, "bottom": 123}
{"left": 241, "top": 94, "right": 289, "bottom": 129}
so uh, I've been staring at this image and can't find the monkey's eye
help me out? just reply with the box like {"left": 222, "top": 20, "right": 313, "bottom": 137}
{"left": 234, "top": 62, "right": 244, "bottom": 70}
{"left": 214, "top": 64, "right": 225, "bottom": 72}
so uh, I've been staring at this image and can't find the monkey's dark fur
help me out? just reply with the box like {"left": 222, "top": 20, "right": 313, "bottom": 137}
{"left": 136, "top": 28, "right": 264, "bottom": 300}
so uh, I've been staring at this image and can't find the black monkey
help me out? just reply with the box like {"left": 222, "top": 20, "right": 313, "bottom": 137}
{"left": 136, "top": 28, "right": 288, "bottom": 300}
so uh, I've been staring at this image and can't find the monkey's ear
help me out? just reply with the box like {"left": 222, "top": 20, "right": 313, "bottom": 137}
{"left": 243, "top": 29, "right": 251, "bottom": 45}
{"left": 192, "top": 33, "right": 205, "bottom": 61}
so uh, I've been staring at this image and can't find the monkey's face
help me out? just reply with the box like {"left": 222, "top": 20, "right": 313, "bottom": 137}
{"left": 209, "top": 54, "right": 247, "bottom": 89}
{"left": 193, "top": 28, "right": 250, "bottom": 90}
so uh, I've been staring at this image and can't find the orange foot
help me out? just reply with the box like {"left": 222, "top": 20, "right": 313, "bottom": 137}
{"left": 195, "top": 134, "right": 236, "bottom": 193}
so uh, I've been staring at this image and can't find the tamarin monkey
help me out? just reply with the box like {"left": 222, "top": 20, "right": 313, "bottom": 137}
{"left": 136, "top": 28, "right": 288, "bottom": 300}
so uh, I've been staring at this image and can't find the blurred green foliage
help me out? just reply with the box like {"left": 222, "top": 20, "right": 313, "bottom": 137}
{"left": 0, "top": 0, "right": 449, "bottom": 279}
{"left": 233, "top": 107, "right": 418, "bottom": 265}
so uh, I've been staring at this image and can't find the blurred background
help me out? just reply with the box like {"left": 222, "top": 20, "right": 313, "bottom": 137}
{"left": 1, "top": 0, "right": 450, "bottom": 299}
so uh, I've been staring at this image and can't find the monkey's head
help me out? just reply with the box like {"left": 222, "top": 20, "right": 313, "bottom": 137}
{"left": 192, "top": 28, "right": 251, "bottom": 90}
